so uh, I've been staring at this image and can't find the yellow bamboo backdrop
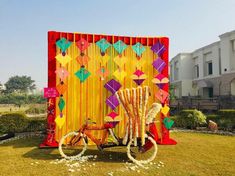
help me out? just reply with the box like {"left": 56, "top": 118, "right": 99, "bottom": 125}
{"left": 55, "top": 35, "right": 162, "bottom": 143}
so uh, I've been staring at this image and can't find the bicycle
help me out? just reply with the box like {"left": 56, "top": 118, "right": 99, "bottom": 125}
{"left": 59, "top": 86, "right": 160, "bottom": 165}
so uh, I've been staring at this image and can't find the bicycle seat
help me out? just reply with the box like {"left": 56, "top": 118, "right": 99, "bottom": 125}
{"left": 86, "top": 118, "right": 96, "bottom": 125}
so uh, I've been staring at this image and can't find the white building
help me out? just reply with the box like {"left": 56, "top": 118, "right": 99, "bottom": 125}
{"left": 170, "top": 30, "right": 235, "bottom": 98}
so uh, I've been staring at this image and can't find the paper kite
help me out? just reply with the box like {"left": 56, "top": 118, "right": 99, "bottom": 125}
{"left": 106, "top": 95, "right": 120, "bottom": 110}
{"left": 113, "top": 40, "right": 127, "bottom": 55}
{"left": 99, "top": 55, "right": 110, "bottom": 65}
{"left": 96, "top": 38, "right": 111, "bottom": 54}
{"left": 76, "top": 38, "right": 90, "bottom": 51}
{"left": 163, "top": 117, "right": 174, "bottom": 129}
{"left": 55, "top": 113, "right": 66, "bottom": 129}
{"left": 113, "top": 55, "right": 127, "bottom": 68}
{"left": 132, "top": 42, "right": 146, "bottom": 57}
{"left": 104, "top": 79, "right": 121, "bottom": 94}
{"left": 56, "top": 38, "right": 72, "bottom": 53}
{"left": 76, "top": 54, "right": 90, "bottom": 66}
{"left": 58, "top": 96, "right": 65, "bottom": 112}
{"left": 152, "top": 74, "right": 169, "bottom": 89}
{"left": 55, "top": 53, "right": 72, "bottom": 66}
{"left": 151, "top": 42, "right": 166, "bottom": 56}
{"left": 96, "top": 66, "right": 109, "bottom": 80}
{"left": 75, "top": 67, "right": 91, "bottom": 82}
{"left": 161, "top": 104, "right": 170, "bottom": 116}
{"left": 113, "top": 69, "right": 127, "bottom": 82}
{"left": 152, "top": 57, "right": 166, "bottom": 73}
{"left": 56, "top": 82, "right": 67, "bottom": 95}
{"left": 55, "top": 67, "right": 69, "bottom": 81}
{"left": 131, "top": 69, "right": 147, "bottom": 86}
{"left": 155, "top": 89, "right": 169, "bottom": 104}
{"left": 104, "top": 111, "right": 122, "bottom": 128}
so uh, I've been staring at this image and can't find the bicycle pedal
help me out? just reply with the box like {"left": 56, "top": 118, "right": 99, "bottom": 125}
{"left": 84, "top": 136, "right": 88, "bottom": 144}
{"left": 97, "top": 144, "right": 104, "bottom": 153}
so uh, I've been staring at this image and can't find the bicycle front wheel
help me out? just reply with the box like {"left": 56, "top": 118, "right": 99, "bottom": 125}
{"left": 127, "top": 135, "right": 158, "bottom": 165}
{"left": 59, "top": 131, "right": 88, "bottom": 160}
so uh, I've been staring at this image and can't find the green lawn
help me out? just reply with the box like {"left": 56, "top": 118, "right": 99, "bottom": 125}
{"left": 0, "top": 104, "right": 29, "bottom": 113}
{"left": 0, "top": 132, "right": 234, "bottom": 176}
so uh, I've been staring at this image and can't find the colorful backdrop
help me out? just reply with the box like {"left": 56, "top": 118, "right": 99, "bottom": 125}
{"left": 40, "top": 31, "right": 176, "bottom": 147}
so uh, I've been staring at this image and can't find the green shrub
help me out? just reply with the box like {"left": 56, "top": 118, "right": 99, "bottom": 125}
{"left": 25, "top": 104, "right": 46, "bottom": 114}
{"left": 207, "top": 109, "right": 235, "bottom": 130}
{"left": 218, "top": 109, "right": 235, "bottom": 117}
{"left": 0, "top": 112, "right": 29, "bottom": 133}
{"left": 172, "top": 109, "right": 207, "bottom": 129}
{"left": 0, "top": 112, "right": 46, "bottom": 133}
{"left": 25, "top": 118, "right": 47, "bottom": 132}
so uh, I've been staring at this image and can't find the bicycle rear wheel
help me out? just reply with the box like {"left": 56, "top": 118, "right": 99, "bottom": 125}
{"left": 59, "top": 131, "right": 87, "bottom": 160}
{"left": 127, "top": 135, "right": 157, "bottom": 165}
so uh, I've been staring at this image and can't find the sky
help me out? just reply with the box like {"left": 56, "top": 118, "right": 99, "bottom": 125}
{"left": 0, "top": 0, "right": 235, "bottom": 89}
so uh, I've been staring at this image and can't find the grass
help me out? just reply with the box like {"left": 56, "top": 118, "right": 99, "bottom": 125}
{"left": 0, "top": 132, "right": 235, "bottom": 176}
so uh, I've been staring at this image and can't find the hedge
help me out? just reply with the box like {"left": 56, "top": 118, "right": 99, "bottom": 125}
{"left": 25, "top": 104, "right": 46, "bottom": 114}
{"left": 207, "top": 109, "right": 235, "bottom": 131}
{"left": 174, "top": 109, "right": 207, "bottom": 129}
{"left": 172, "top": 109, "right": 235, "bottom": 131}
{"left": 0, "top": 112, "right": 46, "bottom": 133}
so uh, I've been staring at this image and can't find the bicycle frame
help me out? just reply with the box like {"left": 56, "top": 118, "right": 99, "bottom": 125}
{"left": 75, "top": 123, "right": 116, "bottom": 146}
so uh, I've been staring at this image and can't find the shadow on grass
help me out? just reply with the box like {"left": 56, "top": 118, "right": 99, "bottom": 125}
{"left": 0, "top": 136, "right": 43, "bottom": 148}
{"left": 1, "top": 136, "right": 130, "bottom": 163}
{"left": 23, "top": 147, "right": 129, "bottom": 163}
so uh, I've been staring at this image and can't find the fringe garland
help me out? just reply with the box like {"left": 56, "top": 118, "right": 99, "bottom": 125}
{"left": 115, "top": 87, "right": 149, "bottom": 146}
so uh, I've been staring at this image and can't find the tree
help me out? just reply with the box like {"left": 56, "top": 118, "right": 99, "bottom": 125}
{"left": 4, "top": 76, "right": 36, "bottom": 94}
{"left": 0, "top": 82, "right": 3, "bottom": 94}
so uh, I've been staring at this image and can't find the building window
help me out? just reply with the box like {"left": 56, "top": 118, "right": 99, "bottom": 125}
{"left": 174, "top": 61, "right": 179, "bottom": 80}
{"left": 232, "top": 40, "right": 235, "bottom": 51}
{"left": 170, "top": 65, "right": 173, "bottom": 81}
{"left": 194, "top": 65, "right": 199, "bottom": 78}
{"left": 208, "top": 62, "right": 213, "bottom": 75}
{"left": 208, "top": 87, "right": 213, "bottom": 98}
